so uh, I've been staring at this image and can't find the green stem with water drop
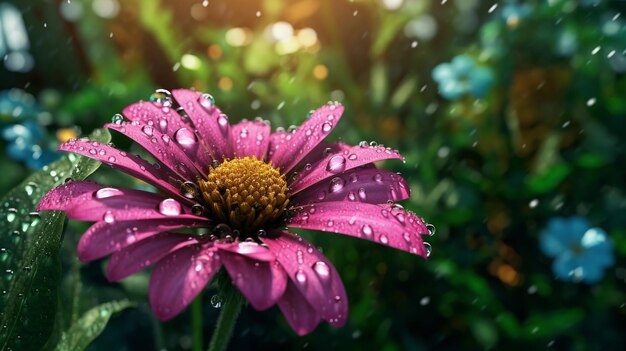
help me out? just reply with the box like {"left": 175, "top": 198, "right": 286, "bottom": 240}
{"left": 207, "top": 276, "right": 244, "bottom": 351}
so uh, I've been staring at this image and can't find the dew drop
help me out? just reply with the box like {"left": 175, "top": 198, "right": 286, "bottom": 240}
{"left": 322, "top": 122, "right": 333, "bottom": 133}
{"left": 142, "top": 125, "right": 154, "bottom": 136}
{"left": 95, "top": 187, "right": 123, "bottom": 199}
{"left": 361, "top": 224, "right": 373, "bottom": 237}
{"left": 317, "top": 191, "right": 326, "bottom": 200}
{"left": 191, "top": 204, "right": 205, "bottom": 216}
{"left": 111, "top": 113, "right": 124, "bottom": 124}
{"left": 210, "top": 294, "right": 223, "bottom": 308}
{"left": 348, "top": 153, "right": 357, "bottom": 160}
{"left": 158, "top": 198, "right": 182, "bottom": 216}
{"left": 6, "top": 209, "right": 17, "bottom": 223}
{"left": 103, "top": 211, "right": 115, "bottom": 223}
{"left": 426, "top": 223, "right": 436, "bottom": 236}
{"left": 312, "top": 261, "right": 330, "bottom": 280}
{"left": 379, "top": 234, "right": 389, "bottom": 244}
{"left": 174, "top": 128, "right": 197, "bottom": 146}
{"left": 329, "top": 177, "right": 345, "bottom": 193}
{"left": 357, "top": 188, "right": 367, "bottom": 201}
{"left": 217, "top": 114, "right": 229, "bottom": 133}
{"left": 180, "top": 181, "right": 199, "bottom": 199}
{"left": 295, "top": 270, "right": 307, "bottom": 284}
{"left": 326, "top": 155, "right": 346, "bottom": 173}
{"left": 424, "top": 242, "right": 432, "bottom": 257}
{"left": 373, "top": 173, "right": 384, "bottom": 183}
{"left": 198, "top": 93, "right": 215, "bottom": 110}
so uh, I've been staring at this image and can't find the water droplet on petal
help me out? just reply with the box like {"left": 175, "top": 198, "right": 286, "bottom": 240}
{"left": 103, "top": 211, "right": 115, "bottom": 223}
{"left": 379, "top": 234, "right": 389, "bottom": 244}
{"left": 174, "top": 128, "right": 197, "bottom": 146}
{"left": 95, "top": 187, "right": 123, "bottom": 199}
{"left": 326, "top": 155, "right": 346, "bottom": 173}
{"left": 111, "top": 114, "right": 124, "bottom": 124}
{"left": 217, "top": 114, "right": 229, "bottom": 133}
{"left": 180, "top": 182, "right": 199, "bottom": 199}
{"left": 426, "top": 223, "right": 436, "bottom": 236}
{"left": 191, "top": 204, "right": 205, "bottom": 216}
{"left": 373, "top": 173, "right": 384, "bottom": 183}
{"left": 361, "top": 224, "right": 373, "bottom": 237}
{"left": 329, "top": 177, "right": 345, "bottom": 193}
{"left": 322, "top": 122, "right": 333, "bottom": 133}
{"left": 317, "top": 191, "right": 326, "bottom": 200}
{"left": 142, "top": 125, "right": 154, "bottom": 136}
{"left": 312, "top": 261, "right": 330, "bottom": 280}
{"left": 357, "top": 188, "right": 367, "bottom": 201}
{"left": 158, "top": 198, "right": 182, "bottom": 216}
{"left": 424, "top": 242, "right": 432, "bottom": 257}
{"left": 198, "top": 93, "right": 215, "bottom": 110}
{"left": 295, "top": 270, "right": 307, "bottom": 284}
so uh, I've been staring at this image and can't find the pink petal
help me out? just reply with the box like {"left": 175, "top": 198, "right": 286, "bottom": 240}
{"left": 106, "top": 233, "right": 199, "bottom": 281}
{"left": 56, "top": 138, "right": 184, "bottom": 200}
{"left": 277, "top": 281, "right": 321, "bottom": 336}
{"left": 231, "top": 120, "right": 271, "bottom": 160}
{"left": 38, "top": 180, "right": 162, "bottom": 213}
{"left": 291, "top": 142, "right": 352, "bottom": 175}
{"left": 123, "top": 101, "right": 192, "bottom": 134}
{"left": 124, "top": 102, "right": 214, "bottom": 172}
{"left": 106, "top": 122, "right": 204, "bottom": 179}
{"left": 220, "top": 250, "right": 287, "bottom": 310}
{"left": 78, "top": 217, "right": 208, "bottom": 262}
{"left": 67, "top": 198, "right": 202, "bottom": 222}
{"left": 288, "top": 202, "right": 429, "bottom": 258}
{"left": 214, "top": 241, "right": 275, "bottom": 261}
{"left": 268, "top": 103, "right": 344, "bottom": 173}
{"left": 261, "top": 230, "right": 347, "bottom": 327}
{"left": 149, "top": 243, "right": 222, "bottom": 321}
{"left": 292, "top": 169, "right": 410, "bottom": 205}
{"left": 289, "top": 144, "right": 405, "bottom": 194}
{"left": 172, "top": 89, "right": 233, "bottom": 160}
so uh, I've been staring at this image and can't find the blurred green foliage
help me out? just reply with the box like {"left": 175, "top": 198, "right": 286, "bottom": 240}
{"left": 1, "top": 0, "right": 625, "bottom": 350}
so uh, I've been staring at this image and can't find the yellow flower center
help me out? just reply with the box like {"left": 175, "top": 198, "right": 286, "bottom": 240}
{"left": 197, "top": 156, "right": 290, "bottom": 235}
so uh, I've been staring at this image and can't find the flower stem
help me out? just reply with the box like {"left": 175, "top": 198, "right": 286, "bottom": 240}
{"left": 191, "top": 293, "right": 204, "bottom": 351}
{"left": 207, "top": 277, "right": 244, "bottom": 351}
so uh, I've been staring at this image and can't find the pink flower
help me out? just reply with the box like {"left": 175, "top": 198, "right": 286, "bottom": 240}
{"left": 38, "top": 89, "right": 431, "bottom": 335}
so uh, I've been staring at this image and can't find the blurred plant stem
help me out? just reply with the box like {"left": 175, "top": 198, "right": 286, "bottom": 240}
{"left": 191, "top": 293, "right": 204, "bottom": 351}
{"left": 207, "top": 277, "right": 244, "bottom": 351}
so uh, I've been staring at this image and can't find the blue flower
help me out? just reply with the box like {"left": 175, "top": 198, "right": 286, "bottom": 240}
{"left": 0, "top": 89, "right": 42, "bottom": 122}
{"left": 540, "top": 217, "right": 614, "bottom": 284}
{"left": 431, "top": 55, "right": 494, "bottom": 100}
{"left": 1, "top": 89, "right": 59, "bottom": 168}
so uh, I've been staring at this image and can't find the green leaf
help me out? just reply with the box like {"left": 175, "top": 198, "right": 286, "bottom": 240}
{"left": 525, "top": 163, "right": 571, "bottom": 194}
{"left": 54, "top": 300, "right": 134, "bottom": 351}
{"left": 0, "top": 129, "right": 111, "bottom": 351}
